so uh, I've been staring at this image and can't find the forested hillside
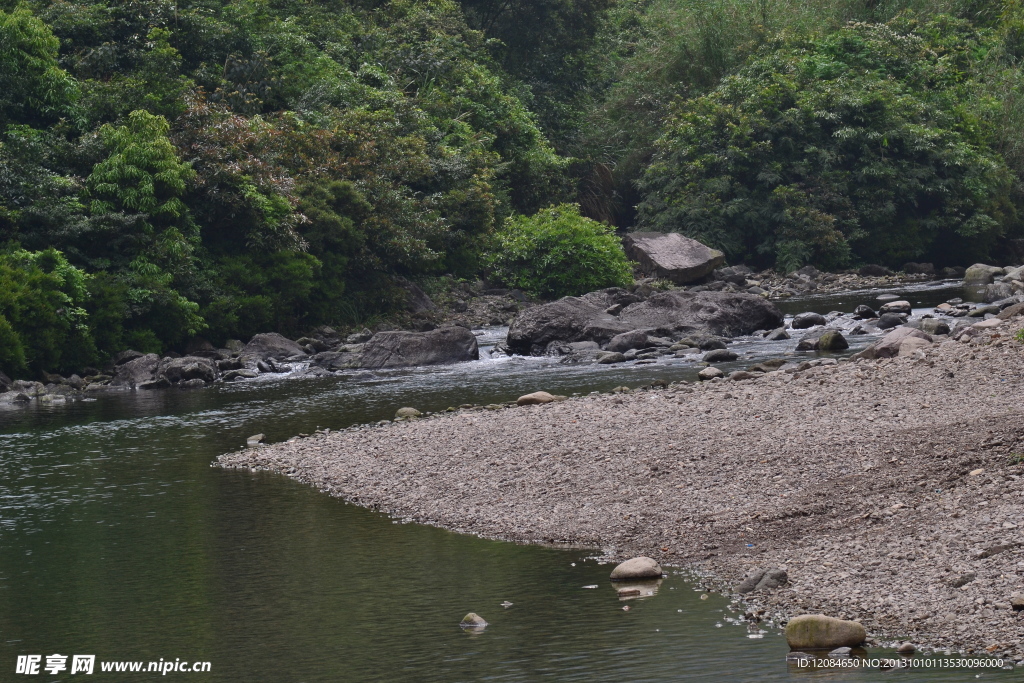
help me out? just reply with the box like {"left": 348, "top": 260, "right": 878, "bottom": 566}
{"left": 2, "top": 0, "right": 1024, "bottom": 377}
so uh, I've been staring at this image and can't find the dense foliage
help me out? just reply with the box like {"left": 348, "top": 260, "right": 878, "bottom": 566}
{"left": 2, "top": 0, "right": 1024, "bottom": 379}
{"left": 485, "top": 203, "right": 632, "bottom": 298}
{"left": 636, "top": 16, "right": 1015, "bottom": 271}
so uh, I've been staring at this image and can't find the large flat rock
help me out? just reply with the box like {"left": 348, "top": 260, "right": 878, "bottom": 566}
{"left": 360, "top": 327, "right": 479, "bottom": 369}
{"left": 506, "top": 289, "right": 782, "bottom": 355}
{"left": 623, "top": 232, "right": 725, "bottom": 284}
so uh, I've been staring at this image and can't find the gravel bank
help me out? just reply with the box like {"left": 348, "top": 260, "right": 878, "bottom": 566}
{"left": 218, "top": 321, "right": 1024, "bottom": 661}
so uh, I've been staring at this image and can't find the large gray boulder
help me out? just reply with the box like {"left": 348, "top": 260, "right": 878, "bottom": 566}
{"left": 622, "top": 232, "right": 725, "bottom": 284}
{"left": 963, "top": 263, "right": 1004, "bottom": 285}
{"left": 241, "top": 333, "right": 307, "bottom": 361}
{"left": 161, "top": 356, "right": 218, "bottom": 384}
{"left": 855, "top": 327, "right": 932, "bottom": 360}
{"left": 507, "top": 290, "right": 782, "bottom": 355}
{"left": 360, "top": 327, "right": 478, "bottom": 369}
{"left": 111, "top": 353, "right": 162, "bottom": 388}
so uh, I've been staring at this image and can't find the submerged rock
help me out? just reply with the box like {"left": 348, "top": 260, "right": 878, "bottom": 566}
{"left": 395, "top": 407, "right": 422, "bottom": 419}
{"left": 785, "top": 614, "right": 866, "bottom": 650}
{"left": 460, "top": 612, "right": 487, "bottom": 627}
{"left": 609, "top": 556, "right": 662, "bottom": 580}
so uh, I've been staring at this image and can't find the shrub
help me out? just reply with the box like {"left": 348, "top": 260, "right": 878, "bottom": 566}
{"left": 485, "top": 203, "right": 633, "bottom": 298}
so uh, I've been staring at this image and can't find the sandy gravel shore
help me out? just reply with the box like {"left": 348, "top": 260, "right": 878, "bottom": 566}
{"left": 218, "top": 320, "right": 1024, "bottom": 661}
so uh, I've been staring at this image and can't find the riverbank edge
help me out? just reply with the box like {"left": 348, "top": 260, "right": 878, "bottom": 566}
{"left": 217, "top": 313, "right": 1024, "bottom": 663}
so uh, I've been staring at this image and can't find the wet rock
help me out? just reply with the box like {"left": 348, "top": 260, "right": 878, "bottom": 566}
{"left": 609, "top": 556, "right": 662, "bottom": 580}
{"left": 242, "top": 333, "right": 308, "bottom": 361}
{"left": 507, "top": 290, "right": 782, "bottom": 355}
{"left": 622, "top": 232, "right": 725, "bottom": 284}
{"left": 223, "top": 369, "right": 259, "bottom": 381}
{"left": 606, "top": 330, "right": 650, "bottom": 353}
{"left": 816, "top": 330, "right": 848, "bottom": 351}
{"left": 110, "top": 353, "right": 161, "bottom": 388}
{"left": 517, "top": 391, "right": 555, "bottom": 406}
{"left": 0, "top": 391, "right": 31, "bottom": 403}
{"left": 876, "top": 312, "right": 906, "bottom": 329}
{"left": 161, "top": 356, "right": 218, "bottom": 384}
{"left": 897, "top": 642, "right": 917, "bottom": 654}
{"left": 596, "top": 351, "right": 626, "bottom": 364}
{"left": 795, "top": 336, "right": 819, "bottom": 351}
{"left": 853, "top": 305, "right": 876, "bottom": 319}
{"left": 919, "top": 318, "right": 950, "bottom": 335}
{"left": 786, "top": 652, "right": 812, "bottom": 662}
{"left": 395, "top": 407, "right": 422, "bottom": 419}
{"left": 964, "top": 263, "right": 1004, "bottom": 285}
{"left": 792, "top": 312, "right": 827, "bottom": 329}
{"left": 361, "top": 327, "right": 479, "bottom": 369}
{"left": 703, "top": 349, "right": 738, "bottom": 363}
{"left": 698, "top": 367, "right": 724, "bottom": 381}
{"left": 138, "top": 377, "right": 171, "bottom": 390}
{"left": 879, "top": 300, "right": 911, "bottom": 315}
{"left": 764, "top": 327, "right": 790, "bottom": 341}
{"left": 829, "top": 647, "right": 852, "bottom": 657}
{"left": 460, "top": 612, "right": 487, "bottom": 627}
{"left": 785, "top": 615, "right": 866, "bottom": 650}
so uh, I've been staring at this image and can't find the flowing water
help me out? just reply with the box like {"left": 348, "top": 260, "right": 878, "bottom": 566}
{"left": 1, "top": 281, "right": 1017, "bottom": 681}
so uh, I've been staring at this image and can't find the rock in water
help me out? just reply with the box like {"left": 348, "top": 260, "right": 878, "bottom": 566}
{"left": 361, "top": 327, "right": 479, "bottom": 369}
{"left": 395, "top": 407, "right": 422, "bottom": 419}
{"left": 963, "top": 263, "right": 1004, "bottom": 285}
{"left": 785, "top": 615, "right": 866, "bottom": 650}
{"left": 622, "top": 232, "right": 725, "bottom": 285}
{"left": 609, "top": 557, "right": 662, "bottom": 580}
{"left": 460, "top": 612, "right": 487, "bottom": 627}
{"left": 606, "top": 330, "right": 650, "bottom": 353}
{"left": 792, "top": 312, "right": 827, "bottom": 329}
{"left": 110, "top": 353, "right": 162, "bottom": 388}
{"left": 702, "top": 349, "right": 738, "bottom": 362}
{"left": 816, "top": 330, "right": 849, "bottom": 351}
{"left": 897, "top": 642, "right": 916, "bottom": 654}
{"left": 241, "top": 333, "right": 308, "bottom": 361}
{"left": 879, "top": 300, "right": 911, "bottom": 315}
{"left": 516, "top": 391, "right": 555, "bottom": 406}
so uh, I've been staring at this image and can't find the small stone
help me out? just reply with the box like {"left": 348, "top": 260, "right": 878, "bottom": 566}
{"left": 703, "top": 349, "right": 738, "bottom": 363}
{"left": 897, "top": 642, "right": 916, "bottom": 654}
{"left": 395, "top": 407, "right": 422, "bottom": 419}
{"left": 609, "top": 557, "right": 662, "bottom": 580}
{"left": 829, "top": 647, "right": 852, "bottom": 657}
{"left": 246, "top": 433, "right": 264, "bottom": 446}
{"left": 969, "top": 468, "right": 984, "bottom": 476}
{"left": 460, "top": 612, "right": 487, "bottom": 627}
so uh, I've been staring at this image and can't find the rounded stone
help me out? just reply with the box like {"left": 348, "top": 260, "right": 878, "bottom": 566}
{"left": 516, "top": 391, "right": 555, "bottom": 406}
{"left": 460, "top": 612, "right": 487, "bottom": 627}
{"left": 816, "top": 330, "right": 849, "bottom": 351}
{"left": 785, "top": 614, "right": 866, "bottom": 650}
{"left": 395, "top": 407, "right": 422, "bottom": 419}
{"left": 698, "top": 367, "right": 724, "bottom": 381}
{"left": 896, "top": 642, "right": 916, "bottom": 654}
{"left": 609, "top": 556, "right": 662, "bottom": 581}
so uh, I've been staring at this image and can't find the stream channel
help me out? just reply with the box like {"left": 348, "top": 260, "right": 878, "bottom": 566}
{"left": 1, "top": 281, "right": 1018, "bottom": 681}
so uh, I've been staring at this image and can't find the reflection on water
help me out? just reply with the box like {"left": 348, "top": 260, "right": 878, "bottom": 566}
{"left": 0, "top": 281, "right": 1014, "bottom": 681}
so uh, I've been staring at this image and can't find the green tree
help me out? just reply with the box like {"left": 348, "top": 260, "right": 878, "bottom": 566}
{"left": 0, "top": 5, "right": 79, "bottom": 128}
{"left": 637, "top": 16, "right": 1016, "bottom": 271}
{"left": 485, "top": 203, "right": 633, "bottom": 298}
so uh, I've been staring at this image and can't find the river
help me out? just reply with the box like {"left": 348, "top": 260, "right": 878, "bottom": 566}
{"left": 0, "top": 281, "right": 1017, "bottom": 681}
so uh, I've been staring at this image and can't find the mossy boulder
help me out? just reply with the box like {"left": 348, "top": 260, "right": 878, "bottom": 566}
{"left": 785, "top": 614, "right": 866, "bottom": 650}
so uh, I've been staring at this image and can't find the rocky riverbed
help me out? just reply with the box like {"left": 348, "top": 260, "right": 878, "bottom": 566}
{"left": 219, "top": 313, "right": 1024, "bottom": 663}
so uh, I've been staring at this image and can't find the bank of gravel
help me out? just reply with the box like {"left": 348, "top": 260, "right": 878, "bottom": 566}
{"left": 218, "top": 320, "right": 1024, "bottom": 662}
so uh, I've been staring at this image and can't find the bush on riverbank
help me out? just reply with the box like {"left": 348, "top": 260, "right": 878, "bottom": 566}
{"left": 484, "top": 204, "right": 633, "bottom": 298}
